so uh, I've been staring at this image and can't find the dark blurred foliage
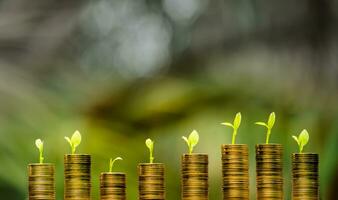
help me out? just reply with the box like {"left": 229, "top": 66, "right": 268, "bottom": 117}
{"left": 0, "top": 0, "right": 337, "bottom": 199}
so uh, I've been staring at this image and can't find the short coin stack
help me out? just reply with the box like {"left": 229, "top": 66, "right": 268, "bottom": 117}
{"left": 100, "top": 172, "right": 126, "bottom": 200}
{"left": 292, "top": 153, "right": 319, "bottom": 200}
{"left": 256, "top": 144, "right": 283, "bottom": 200}
{"left": 221, "top": 144, "right": 249, "bottom": 200}
{"left": 28, "top": 163, "right": 55, "bottom": 200}
{"left": 138, "top": 163, "right": 165, "bottom": 200}
{"left": 64, "top": 154, "right": 91, "bottom": 200}
{"left": 181, "top": 154, "right": 208, "bottom": 200}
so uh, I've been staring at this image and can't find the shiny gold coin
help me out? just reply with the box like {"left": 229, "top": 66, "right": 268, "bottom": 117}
{"left": 138, "top": 163, "right": 165, "bottom": 200}
{"left": 100, "top": 172, "right": 126, "bottom": 200}
{"left": 28, "top": 163, "right": 55, "bottom": 200}
{"left": 221, "top": 144, "right": 249, "bottom": 200}
{"left": 64, "top": 154, "right": 91, "bottom": 200}
{"left": 181, "top": 154, "right": 208, "bottom": 200}
{"left": 292, "top": 153, "right": 319, "bottom": 200}
{"left": 256, "top": 144, "right": 283, "bottom": 200}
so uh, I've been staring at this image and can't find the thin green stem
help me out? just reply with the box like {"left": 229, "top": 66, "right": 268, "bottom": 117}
{"left": 39, "top": 151, "right": 44, "bottom": 164}
{"left": 266, "top": 129, "right": 271, "bottom": 144}
{"left": 149, "top": 150, "right": 154, "bottom": 163}
{"left": 232, "top": 130, "right": 237, "bottom": 144}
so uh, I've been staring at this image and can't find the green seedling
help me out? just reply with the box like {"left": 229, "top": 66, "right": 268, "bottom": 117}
{"left": 35, "top": 139, "right": 44, "bottom": 164}
{"left": 255, "top": 112, "right": 276, "bottom": 144}
{"left": 109, "top": 157, "right": 123, "bottom": 172}
{"left": 292, "top": 129, "right": 309, "bottom": 153}
{"left": 182, "top": 130, "right": 199, "bottom": 154}
{"left": 145, "top": 138, "right": 154, "bottom": 163}
{"left": 221, "top": 112, "right": 242, "bottom": 144}
{"left": 64, "top": 130, "right": 82, "bottom": 154}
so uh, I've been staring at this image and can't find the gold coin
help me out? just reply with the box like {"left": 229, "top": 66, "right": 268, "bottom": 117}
{"left": 292, "top": 153, "right": 319, "bottom": 200}
{"left": 28, "top": 163, "right": 55, "bottom": 200}
{"left": 221, "top": 144, "right": 249, "bottom": 200}
{"left": 181, "top": 154, "right": 208, "bottom": 200}
{"left": 64, "top": 154, "right": 91, "bottom": 200}
{"left": 256, "top": 144, "right": 283, "bottom": 200}
{"left": 100, "top": 172, "right": 126, "bottom": 200}
{"left": 138, "top": 163, "right": 165, "bottom": 200}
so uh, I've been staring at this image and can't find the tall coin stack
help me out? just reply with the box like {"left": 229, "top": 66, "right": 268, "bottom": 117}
{"left": 100, "top": 172, "right": 126, "bottom": 200}
{"left": 138, "top": 163, "right": 165, "bottom": 200}
{"left": 64, "top": 154, "right": 91, "bottom": 200}
{"left": 28, "top": 163, "right": 55, "bottom": 200}
{"left": 292, "top": 153, "right": 319, "bottom": 200}
{"left": 221, "top": 144, "right": 249, "bottom": 200}
{"left": 256, "top": 144, "right": 283, "bottom": 200}
{"left": 181, "top": 154, "right": 208, "bottom": 200}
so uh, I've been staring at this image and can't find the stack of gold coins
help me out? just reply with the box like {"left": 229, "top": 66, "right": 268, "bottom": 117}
{"left": 28, "top": 163, "right": 55, "bottom": 200}
{"left": 138, "top": 163, "right": 165, "bottom": 200}
{"left": 181, "top": 154, "right": 208, "bottom": 200}
{"left": 100, "top": 172, "right": 126, "bottom": 200}
{"left": 64, "top": 154, "right": 91, "bottom": 200}
{"left": 292, "top": 153, "right": 319, "bottom": 200}
{"left": 256, "top": 144, "right": 283, "bottom": 200}
{"left": 221, "top": 144, "right": 249, "bottom": 200}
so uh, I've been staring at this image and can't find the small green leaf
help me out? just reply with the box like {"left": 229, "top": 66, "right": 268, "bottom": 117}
{"left": 221, "top": 122, "right": 234, "bottom": 128}
{"left": 233, "top": 112, "right": 241, "bottom": 129}
{"left": 298, "top": 129, "right": 309, "bottom": 150}
{"left": 182, "top": 130, "right": 199, "bottom": 154}
{"left": 71, "top": 130, "right": 82, "bottom": 148}
{"left": 145, "top": 138, "right": 154, "bottom": 163}
{"left": 292, "top": 135, "right": 299, "bottom": 145}
{"left": 65, "top": 130, "right": 82, "bottom": 154}
{"left": 188, "top": 130, "right": 199, "bottom": 147}
{"left": 109, "top": 157, "right": 123, "bottom": 172}
{"left": 35, "top": 139, "right": 44, "bottom": 164}
{"left": 267, "top": 112, "right": 275, "bottom": 129}
{"left": 255, "top": 122, "right": 268, "bottom": 127}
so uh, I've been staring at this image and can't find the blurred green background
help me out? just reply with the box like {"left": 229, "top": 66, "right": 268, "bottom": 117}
{"left": 0, "top": 0, "right": 337, "bottom": 199}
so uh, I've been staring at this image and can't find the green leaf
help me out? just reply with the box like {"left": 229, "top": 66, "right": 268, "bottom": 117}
{"left": 292, "top": 135, "right": 299, "bottom": 145}
{"left": 255, "top": 122, "right": 268, "bottom": 127}
{"left": 71, "top": 130, "right": 82, "bottom": 148}
{"left": 109, "top": 157, "right": 123, "bottom": 172}
{"left": 233, "top": 112, "right": 241, "bottom": 129}
{"left": 221, "top": 122, "right": 234, "bottom": 128}
{"left": 188, "top": 130, "right": 199, "bottom": 148}
{"left": 145, "top": 138, "right": 154, "bottom": 163}
{"left": 64, "top": 137, "right": 71, "bottom": 146}
{"left": 182, "top": 136, "right": 189, "bottom": 145}
{"left": 35, "top": 139, "right": 43, "bottom": 151}
{"left": 299, "top": 129, "right": 309, "bottom": 149}
{"left": 267, "top": 112, "right": 275, "bottom": 129}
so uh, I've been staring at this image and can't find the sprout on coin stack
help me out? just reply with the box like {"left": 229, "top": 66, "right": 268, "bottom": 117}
{"left": 181, "top": 130, "right": 209, "bottom": 200}
{"left": 291, "top": 129, "right": 319, "bottom": 200}
{"left": 64, "top": 130, "right": 91, "bottom": 200}
{"left": 220, "top": 112, "right": 249, "bottom": 199}
{"left": 28, "top": 139, "right": 55, "bottom": 200}
{"left": 255, "top": 112, "right": 283, "bottom": 200}
{"left": 138, "top": 138, "right": 165, "bottom": 200}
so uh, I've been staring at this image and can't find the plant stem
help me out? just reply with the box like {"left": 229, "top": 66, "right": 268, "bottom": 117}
{"left": 39, "top": 151, "right": 44, "bottom": 164}
{"left": 266, "top": 129, "right": 271, "bottom": 144}
{"left": 149, "top": 150, "right": 154, "bottom": 163}
{"left": 232, "top": 130, "right": 237, "bottom": 144}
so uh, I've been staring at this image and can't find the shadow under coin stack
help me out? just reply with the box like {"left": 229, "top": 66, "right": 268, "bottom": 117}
{"left": 64, "top": 154, "right": 91, "bottom": 200}
{"left": 256, "top": 144, "right": 283, "bottom": 200}
{"left": 138, "top": 163, "right": 165, "bottom": 200}
{"left": 28, "top": 163, "right": 55, "bottom": 200}
{"left": 221, "top": 144, "right": 249, "bottom": 200}
{"left": 292, "top": 153, "right": 319, "bottom": 200}
{"left": 100, "top": 172, "right": 126, "bottom": 200}
{"left": 181, "top": 154, "right": 208, "bottom": 200}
